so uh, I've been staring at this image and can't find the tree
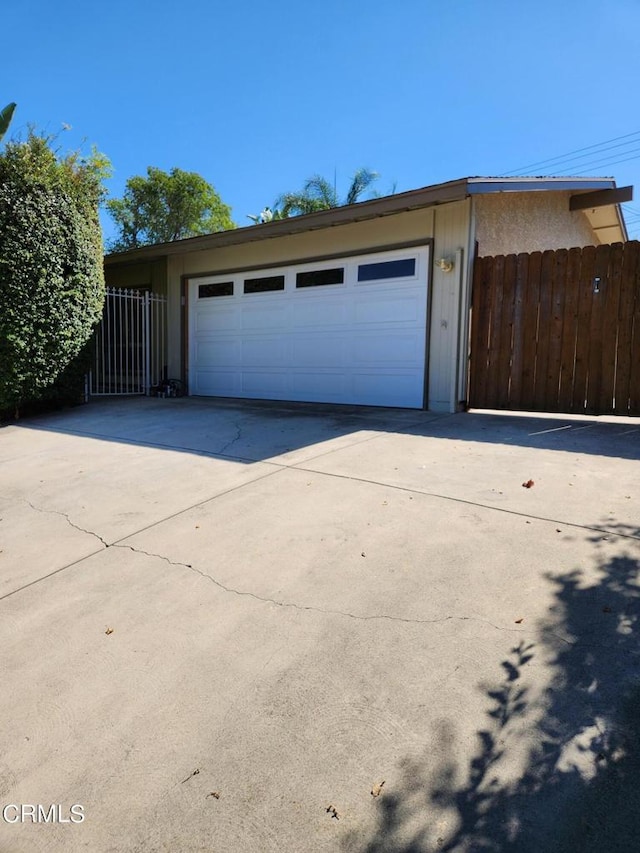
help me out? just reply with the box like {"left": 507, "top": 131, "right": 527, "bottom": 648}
{"left": 276, "top": 167, "right": 379, "bottom": 217}
{"left": 107, "top": 167, "right": 234, "bottom": 251}
{"left": 0, "top": 132, "right": 108, "bottom": 416}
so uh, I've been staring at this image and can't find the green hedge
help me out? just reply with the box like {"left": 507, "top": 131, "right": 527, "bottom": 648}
{"left": 0, "top": 133, "right": 105, "bottom": 417}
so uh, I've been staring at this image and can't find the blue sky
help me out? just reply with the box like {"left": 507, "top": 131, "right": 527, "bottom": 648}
{"left": 6, "top": 0, "right": 640, "bottom": 243}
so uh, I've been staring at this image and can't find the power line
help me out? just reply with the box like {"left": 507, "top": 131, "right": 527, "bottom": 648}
{"left": 565, "top": 149, "right": 640, "bottom": 175}
{"left": 500, "top": 129, "right": 640, "bottom": 176}
{"left": 511, "top": 139, "right": 640, "bottom": 176}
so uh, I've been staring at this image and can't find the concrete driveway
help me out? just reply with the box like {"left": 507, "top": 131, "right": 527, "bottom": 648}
{"left": 1, "top": 397, "right": 639, "bottom": 852}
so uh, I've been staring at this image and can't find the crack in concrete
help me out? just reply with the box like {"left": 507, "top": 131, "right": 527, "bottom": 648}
{"left": 24, "top": 500, "right": 109, "bottom": 548}
{"left": 110, "top": 539, "right": 528, "bottom": 633}
{"left": 10, "top": 502, "right": 592, "bottom": 647}
{"left": 216, "top": 421, "right": 243, "bottom": 457}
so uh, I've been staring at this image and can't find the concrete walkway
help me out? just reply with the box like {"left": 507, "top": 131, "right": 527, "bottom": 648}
{"left": 1, "top": 398, "right": 639, "bottom": 852}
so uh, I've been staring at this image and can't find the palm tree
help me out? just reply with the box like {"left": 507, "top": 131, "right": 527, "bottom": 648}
{"left": 276, "top": 168, "right": 379, "bottom": 217}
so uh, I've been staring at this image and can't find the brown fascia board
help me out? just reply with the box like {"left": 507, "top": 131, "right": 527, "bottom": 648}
{"left": 103, "top": 175, "right": 619, "bottom": 265}
{"left": 104, "top": 178, "right": 471, "bottom": 265}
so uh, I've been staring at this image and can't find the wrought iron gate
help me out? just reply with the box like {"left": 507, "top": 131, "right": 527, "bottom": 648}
{"left": 89, "top": 287, "right": 168, "bottom": 395}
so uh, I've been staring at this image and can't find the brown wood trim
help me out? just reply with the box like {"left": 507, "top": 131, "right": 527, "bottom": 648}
{"left": 569, "top": 186, "right": 633, "bottom": 210}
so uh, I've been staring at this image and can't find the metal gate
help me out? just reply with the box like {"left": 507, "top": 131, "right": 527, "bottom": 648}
{"left": 90, "top": 287, "right": 167, "bottom": 395}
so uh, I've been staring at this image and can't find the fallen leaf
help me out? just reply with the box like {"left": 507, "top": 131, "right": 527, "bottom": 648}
{"left": 207, "top": 791, "right": 220, "bottom": 799}
{"left": 371, "top": 781, "right": 385, "bottom": 798}
{"left": 514, "top": 618, "right": 524, "bottom": 624}
{"left": 105, "top": 627, "right": 114, "bottom": 635}
{"left": 522, "top": 480, "right": 535, "bottom": 489}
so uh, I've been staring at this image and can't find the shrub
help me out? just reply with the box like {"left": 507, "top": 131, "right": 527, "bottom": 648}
{"left": 0, "top": 133, "right": 107, "bottom": 417}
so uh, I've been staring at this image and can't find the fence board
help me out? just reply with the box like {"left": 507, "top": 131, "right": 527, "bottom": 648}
{"left": 598, "top": 242, "right": 624, "bottom": 414}
{"left": 630, "top": 249, "right": 640, "bottom": 416}
{"left": 533, "top": 250, "right": 555, "bottom": 410}
{"left": 544, "top": 248, "right": 568, "bottom": 410}
{"left": 508, "top": 253, "right": 529, "bottom": 408}
{"left": 496, "top": 254, "right": 517, "bottom": 408}
{"left": 571, "top": 245, "right": 596, "bottom": 413}
{"left": 484, "top": 254, "right": 506, "bottom": 407}
{"left": 468, "top": 256, "right": 492, "bottom": 407}
{"left": 615, "top": 241, "right": 638, "bottom": 414}
{"left": 557, "top": 247, "right": 581, "bottom": 412}
{"left": 584, "top": 245, "right": 611, "bottom": 413}
{"left": 519, "top": 251, "right": 542, "bottom": 409}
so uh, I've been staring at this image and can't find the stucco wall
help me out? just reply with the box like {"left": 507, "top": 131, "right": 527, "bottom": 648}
{"left": 474, "top": 191, "right": 599, "bottom": 256}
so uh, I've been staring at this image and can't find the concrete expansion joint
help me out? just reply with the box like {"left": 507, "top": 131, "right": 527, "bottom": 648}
{"left": 24, "top": 500, "right": 109, "bottom": 548}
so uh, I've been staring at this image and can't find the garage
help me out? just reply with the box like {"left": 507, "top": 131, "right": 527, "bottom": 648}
{"left": 188, "top": 247, "right": 430, "bottom": 408}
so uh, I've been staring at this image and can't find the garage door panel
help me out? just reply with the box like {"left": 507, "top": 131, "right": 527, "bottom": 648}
{"left": 241, "top": 337, "right": 289, "bottom": 367}
{"left": 241, "top": 371, "right": 288, "bottom": 396}
{"left": 292, "top": 298, "right": 348, "bottom": 327}
{"left": 195, "top": 340, "right": 240, "bottom": 368}
{"left": 353, "top": 372, "right": 422, "bottom": 406}
{"left": 354, "top": 293, "right": 423, "bottom": 325}
{"left": 195, "top": 371, "right": 240, "bottom": 396}
{"left": 292, "top": 372, "right": 349, "bottom": 399}
{"left": 291, "top": 337, "right": 347, "bottom": 367}
{"left": 196, "top": 305, "right": 240, "bottom": 332}
{"left": 241, "top": 302, "right": 289, "bottom": 330}
{"left": 352, "top": 333, "right": 423, "bottom": 366}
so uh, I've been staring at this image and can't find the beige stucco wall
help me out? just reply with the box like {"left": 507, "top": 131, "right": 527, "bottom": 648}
{"left": 474, "top": 191, "right": 599, "bottom": 256}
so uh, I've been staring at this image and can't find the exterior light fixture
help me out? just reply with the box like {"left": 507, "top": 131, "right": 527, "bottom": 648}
{"left": 435, "top": 257, "right": 454, "bottom": 272}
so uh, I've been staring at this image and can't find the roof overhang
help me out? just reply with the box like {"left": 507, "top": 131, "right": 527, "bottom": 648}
{"left": 104, "top": 176, "right": 629, "bottom": 265}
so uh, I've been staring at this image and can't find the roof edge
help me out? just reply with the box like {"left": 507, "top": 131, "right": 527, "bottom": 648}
{"left": 104, "top": 176, "right": 622, "bottom": 264}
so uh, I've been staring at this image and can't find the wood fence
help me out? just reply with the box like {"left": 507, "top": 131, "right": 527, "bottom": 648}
{"left": 469, "top": 241, "right": 640, "bottom": 416}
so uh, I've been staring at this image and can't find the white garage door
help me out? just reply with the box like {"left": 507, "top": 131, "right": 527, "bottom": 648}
{"left": 189, "top": 247, "right": 429, "bottom": 408}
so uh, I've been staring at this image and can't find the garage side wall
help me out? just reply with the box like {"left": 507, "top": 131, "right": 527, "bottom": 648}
{"left": 428, "top": 200, "right": 472, "bottom": 412}
{"left": 474, "top": 191, "right": 599, "bottom": 256}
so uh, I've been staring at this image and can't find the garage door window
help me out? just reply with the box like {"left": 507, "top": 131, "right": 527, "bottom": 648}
{"left": 357, "top": 258, "right": 416, "bottom": 282}
{"left": 244, "top": 275, "right": 285, "bottom": 294}
{"left": 199, "top": 282, "right": 234, "bottom": 298}
{"left": 296, "top": 267, "right": 344, "bottom": 288}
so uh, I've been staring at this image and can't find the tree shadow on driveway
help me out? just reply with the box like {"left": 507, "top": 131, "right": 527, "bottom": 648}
{"left": 343, "top": 523, "right": 640, "bottom": 853}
